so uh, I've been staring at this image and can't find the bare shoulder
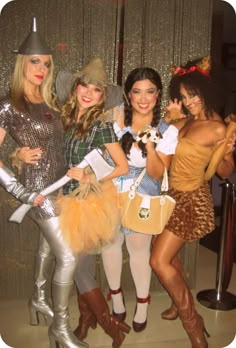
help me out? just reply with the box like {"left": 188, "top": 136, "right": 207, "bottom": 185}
{"left": 210, "top": 118, "right": 226, "bottom": 139}
{"left": 212, "top": 112, "right": 224, "bottom": 123}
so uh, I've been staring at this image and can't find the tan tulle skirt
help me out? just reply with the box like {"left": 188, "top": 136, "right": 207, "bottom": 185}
{"left": 57, "top": 180, "right": 120, "bottom": 253}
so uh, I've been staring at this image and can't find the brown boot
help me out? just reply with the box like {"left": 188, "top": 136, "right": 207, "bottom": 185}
{"left": 74, "top": 293, "right": 97, "bottom": 340}
{"left": 161, "top": 256, "right": 183, "bottom": 321}
{"left": 161, "top": 301, "right": 178, "bottom": 320}
{"left": 159, "top": 273, "right": 209, "bottom": 348}
{"left": 76, "top": 288, "right": 131, "bottom": 348}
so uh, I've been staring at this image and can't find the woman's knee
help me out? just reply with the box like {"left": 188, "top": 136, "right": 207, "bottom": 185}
{"left": 37, "top": 233, "right": 53, "bottom": 258}
{"left": 126, "top": 234, "right": 152, "bottom": 253}
{"left": 60, "top": 251, "right": 78, "bottom": 270}
{"left": 54, "top": 252, "right": 78, "bottom": 283}
{"left": 74, "top": 254, "right": 97, "bottom": 293}
{"left": 150, "top": 251, "right": 164, "bottom": 275}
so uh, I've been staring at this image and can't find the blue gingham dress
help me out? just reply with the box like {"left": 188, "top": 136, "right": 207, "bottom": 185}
{"left": 114, "top": 119, "right": 177, "bottom": 234}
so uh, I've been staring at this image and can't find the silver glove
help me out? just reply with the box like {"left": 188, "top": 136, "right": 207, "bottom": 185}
{"left": 0, "top": 165, "right": 38, "bottom": 205}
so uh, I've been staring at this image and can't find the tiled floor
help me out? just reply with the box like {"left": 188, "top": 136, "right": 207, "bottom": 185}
{"left": 0, "top": 245, "right": 235, "bottom": 348}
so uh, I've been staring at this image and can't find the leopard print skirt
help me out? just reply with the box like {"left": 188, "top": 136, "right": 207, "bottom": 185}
{"left": 166, "top": 182, "right": 215, "bottom": 242}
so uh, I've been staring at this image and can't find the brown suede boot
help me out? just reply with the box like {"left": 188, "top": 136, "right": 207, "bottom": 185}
{"left": 161, "top": 256, "right": 185, "bottom": 321}
{"left": 74, "top": 293, "right": 97, "bottom": 340}
{"left": 159, "top": 274, "right": 209, "bottom": 348}
{"left": 74, "top": 288, "right": 131, "bottom": 348}
{"left": 161, "top": 301, "right": 178, "bottom": 320}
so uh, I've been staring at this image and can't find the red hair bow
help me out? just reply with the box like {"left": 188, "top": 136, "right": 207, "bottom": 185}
{"left": 173, "top": 66, "right": 209, "bottom": 77}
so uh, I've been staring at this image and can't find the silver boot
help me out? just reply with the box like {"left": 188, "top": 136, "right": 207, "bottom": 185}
{"left": 29, "top": 234, "right": 55, "bottom": 326}
{"left": 0, "top": 164, "right": 38, "bottom": 204}
{"left": 49, "top": 281, "right": 89, "bottom": 348}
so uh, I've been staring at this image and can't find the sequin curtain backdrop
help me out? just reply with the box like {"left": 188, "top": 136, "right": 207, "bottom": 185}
{"left": 0, "top": 0, "right": 121, "bottom": 299}
{"left": 123, "top": 0, "right": 213, "bottom": 106}
{"left": 0, "top": 0, "right": 213, "bottom": 298}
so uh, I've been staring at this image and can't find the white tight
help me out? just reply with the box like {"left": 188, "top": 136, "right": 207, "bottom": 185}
{"left": 102, "top": 230, "right": 152, "bottom": 323}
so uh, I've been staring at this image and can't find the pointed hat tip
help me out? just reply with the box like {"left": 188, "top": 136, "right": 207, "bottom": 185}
{"left": 14, "top": 17, "right": 51, "bottom": 55}
{"left": 32, "top": 17, "right": 37, "bottom": 32}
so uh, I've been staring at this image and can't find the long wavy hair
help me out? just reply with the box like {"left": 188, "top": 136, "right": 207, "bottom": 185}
{"left": 121, "top": 67, "right": 163, "bottom": 158}
{"left": 61, "top": 78, "right": 106, "bottom": 137}
{"left": 10, "top": 54, "right": 55, "bottom": 112}
{"left": 169, "top": 58, "right": 223, "bottom": 118}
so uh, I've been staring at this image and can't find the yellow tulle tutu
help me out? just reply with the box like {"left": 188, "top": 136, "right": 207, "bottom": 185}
{"left": 57, "top": 179, "right": 120, "bottom": 253}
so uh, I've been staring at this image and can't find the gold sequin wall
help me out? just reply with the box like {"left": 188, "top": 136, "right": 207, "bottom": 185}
{"left": 0, "top": 0, "right": 213, "bottom": 298}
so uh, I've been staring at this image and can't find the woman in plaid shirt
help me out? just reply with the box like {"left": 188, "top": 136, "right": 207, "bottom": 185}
{"left": 59, "top": 58, "right": 131, "bottom": 348}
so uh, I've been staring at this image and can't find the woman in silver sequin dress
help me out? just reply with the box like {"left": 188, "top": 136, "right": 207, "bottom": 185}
{"left": 0, "top": 18, "right": 88, "bottom": 348}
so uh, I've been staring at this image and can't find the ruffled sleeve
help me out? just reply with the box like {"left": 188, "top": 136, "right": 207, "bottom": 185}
{"left": 156, "top": 125, "right": 178, "bottom": 154}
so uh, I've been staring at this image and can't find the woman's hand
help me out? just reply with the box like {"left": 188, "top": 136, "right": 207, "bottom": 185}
{"left": 225, "top": 133, "right": 236, "bottom": 155}
{"left": 33, "top": 194, "right": 45, "bottom": 207}
{"left": 215, "top": 133, "right": 236, "bottom": 155}
{"left": 17, "top": 147, "right": 43, "bottom": 164}
{"left": 145, "top": 138, "right": 156, "bottom": 153}
{"left": 165, "top": 99, "right": 186, "bottom": 123}
{"left": 67, "top": 167, "right": 91, "bottom": 184}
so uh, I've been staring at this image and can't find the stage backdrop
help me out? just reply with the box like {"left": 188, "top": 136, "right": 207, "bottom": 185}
{"left": 0, "top": 0, "right": 213, "bottom": 298}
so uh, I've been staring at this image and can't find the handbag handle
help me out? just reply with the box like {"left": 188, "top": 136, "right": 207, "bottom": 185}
{"left": 130, "top": 168, "right": 146, "bottom": 191}
{"left": 130, "top": 167, "right": 169, "bottom": 194}
{"left": 160, "top": 168, "right": 169, "bottom": 193}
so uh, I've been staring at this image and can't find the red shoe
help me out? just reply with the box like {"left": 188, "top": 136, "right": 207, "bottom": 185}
{"left": 107, "top": 287, "right": 126, "bottom": 322}
{"left": 133, "top": 295, "right": 151, "bottom": 333}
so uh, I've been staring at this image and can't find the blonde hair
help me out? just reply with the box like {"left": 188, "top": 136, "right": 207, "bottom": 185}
{"left": 61, "top": 78, "right": 106, "bottom": 137}
{"left": 10, "top": 55, "right": 55, "bottom": 111}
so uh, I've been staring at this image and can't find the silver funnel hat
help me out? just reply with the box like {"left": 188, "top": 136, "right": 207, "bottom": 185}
{"left": 15, "top": 17, "right": 52, "bottom": 55}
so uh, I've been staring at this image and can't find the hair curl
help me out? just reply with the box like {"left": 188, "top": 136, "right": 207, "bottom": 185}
{"left": 121, "top": 67, "right": 163, "bottom": 158}
{"left": 61, "top": 78, "right": 106, "bottom": 137}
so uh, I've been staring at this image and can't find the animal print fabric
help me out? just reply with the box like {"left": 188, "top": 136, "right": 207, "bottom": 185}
{"left": 166, "top": 182, "right": 215, "bottom": 242}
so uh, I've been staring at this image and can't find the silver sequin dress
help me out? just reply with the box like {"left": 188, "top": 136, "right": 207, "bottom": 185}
{"left": 0, "top": 96, "right": 66, "bottom": 219}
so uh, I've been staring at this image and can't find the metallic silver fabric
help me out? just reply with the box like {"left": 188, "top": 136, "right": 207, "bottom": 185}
{"left": 29, "top": 233, "right": 54, "bottom": 325}
{"left": 49, "top": 281, "right": 89, "bottom": 348}
{"left": 35, "top": 217, "right": 78, "bottom": 284}
{"left": 0, "top": 164, "right": 38, "bottom": 204}
{"left": 0, "top": 96, "right": 65, "bottom": 219}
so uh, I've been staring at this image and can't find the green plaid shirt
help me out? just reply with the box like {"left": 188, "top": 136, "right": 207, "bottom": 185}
{"left": 63, "top": 120, "right": 117, "bottom": 194}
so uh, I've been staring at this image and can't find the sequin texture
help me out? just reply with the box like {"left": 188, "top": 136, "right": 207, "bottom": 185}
{"left": 0, "top": 96, "right": 66, "bottom": 219}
